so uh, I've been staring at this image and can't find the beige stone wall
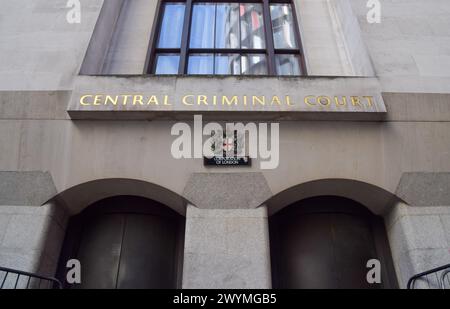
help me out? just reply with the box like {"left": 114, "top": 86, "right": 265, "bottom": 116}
{"left": 0, "top": 0, "right": 450, "bottom": 289}
{"left": 1, "top": 91, "right": 450, "bottom": 213}
{"left": 1, "top": 89, "right": 448, "bottom": 287}
{"left": 350, "top": 0, "right": 450, "bottom": 93}
{"left": 2, "top": 0, "right": 450, "bottom": 92}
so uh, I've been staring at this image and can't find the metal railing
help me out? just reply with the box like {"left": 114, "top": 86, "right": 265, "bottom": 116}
{"left": 0, "top": 266, "right": 62, "bottom": 289}
{"left": 407, "top": 263, "right": 450, "bottom": 289}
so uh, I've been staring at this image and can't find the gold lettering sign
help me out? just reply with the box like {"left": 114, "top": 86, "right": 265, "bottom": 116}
{"left": 79, "top": 94, "right": 377, "bottom": 110}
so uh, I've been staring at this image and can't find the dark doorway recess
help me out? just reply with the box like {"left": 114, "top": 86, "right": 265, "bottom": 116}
{"left": 269, "top": 196, "right": 398, "bottom": 289}
{"left": 56, "top": 196, "right": 185, "bottom": 289}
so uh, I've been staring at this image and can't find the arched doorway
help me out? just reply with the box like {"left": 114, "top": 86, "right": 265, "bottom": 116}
{"left": 269, "top": 196, "right": 397, "bottom": 289}
{"left": 57, "top": 196, "right": 185, "bottom": 289}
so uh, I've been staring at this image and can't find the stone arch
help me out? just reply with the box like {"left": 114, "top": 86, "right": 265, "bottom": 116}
{"left": 54, "top": 190, "right": 187, "bottom": 288}
{"left": 264, "top": 178, "right": 406, "bottom": 216}
{"left": 49, "top": 178, "right": 190, "bottom": 216}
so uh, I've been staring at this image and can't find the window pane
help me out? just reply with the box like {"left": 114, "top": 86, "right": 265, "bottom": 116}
{"left": 242, "top": 54, "right": 268, "bottom": 75}
{"left": 190, "top": 4, "right": 216, "bottom": 48}
{"left": 270, "top": 4, "right": 298, "bottom": 49}
{"left": 275, "top": 54, "right": 301, "bottom": 76}
{"left": 240, "top": 4, "right": 265, "bottom": 49}
{"left": 215, "top": 54, "right": 241, "bottom": 75}
{"left": 216, "top": 3, "right": 240, "bottom": 49}
{"left": 157, "top": 3, "right": 185, "bottom": 48}
{"left": 188, "top": 54, "right": 214, "bottom": 74}
{"left": 155, "top": 54, "right": 180, "bottom": 74}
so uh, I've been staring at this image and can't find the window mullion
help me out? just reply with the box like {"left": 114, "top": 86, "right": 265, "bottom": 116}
{"left": 262, "top": 0, "right": 276, "bottom": 75}
{"left": 179, "top": 0, "right": 193, "bottom": 74}
{"left": 213, "top": 4, "right": 217, "bottom": 74}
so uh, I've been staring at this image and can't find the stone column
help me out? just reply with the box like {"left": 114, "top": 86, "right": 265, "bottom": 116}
{"left": 0, "top": 201, "right": 68, "bottom": 288}
{"left": 386, "top": 172, "right": 450, "bottom": 288}
{"left": 182, "top": 172, "right": 273, "bottom": 289}
{"left": 385, "top": 201, "right": 450, "bottom": 289}
{"left": 182, "top": 204, "right": 271, "bottom": 289}
{"left": 0, "top": 171, "right": 68, "bottom": 288}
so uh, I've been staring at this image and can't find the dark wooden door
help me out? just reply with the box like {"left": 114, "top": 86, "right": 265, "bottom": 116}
{"left": 117, "top": 214, "right": 178, "bottom": 289}
{"left": 75, "top": 213, "right": 178, "bottom": 289}
{"left": 58, "top": 196, "right": 183, "bottom": 289}
{"left": 270, "top": 196, "right": 396, "bottom": 289}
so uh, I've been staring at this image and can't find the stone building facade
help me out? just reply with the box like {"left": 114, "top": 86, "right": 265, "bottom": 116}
{"left": 0, "top": 0, "right": 449, "bottom": 289}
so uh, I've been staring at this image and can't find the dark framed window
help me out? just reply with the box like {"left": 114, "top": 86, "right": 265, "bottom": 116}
{"left": 149, "top": 0, "right": 307, "bottom": 76}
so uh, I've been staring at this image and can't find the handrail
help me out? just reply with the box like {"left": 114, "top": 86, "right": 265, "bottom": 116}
{"left": 440, "top": 269, "right": 450, "bottom": 290}
{"left": 0, "top": 266, "right": 62, "bottom": 289}
{"left": 407, "top": 263, "right": 450, "bottom": 289}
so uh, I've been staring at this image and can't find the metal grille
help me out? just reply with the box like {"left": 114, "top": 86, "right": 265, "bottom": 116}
{"left": 0, "top": 266, "right": 62, "bottom": 289}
